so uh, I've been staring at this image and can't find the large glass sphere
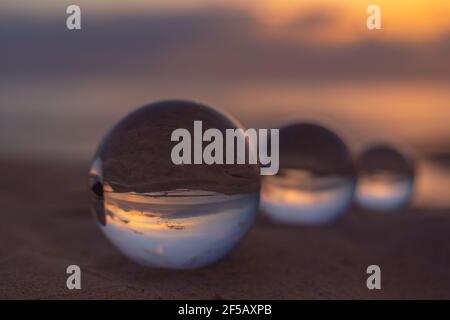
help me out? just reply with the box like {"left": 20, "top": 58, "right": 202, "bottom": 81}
{"left": 356, "top": 144, "right": 415, "bottom": 211}
{"left": 89, "top": 100, "right": 260, "bottom": 269}
{"left": 261, "top": 123, "right": 356, "bottom": 225}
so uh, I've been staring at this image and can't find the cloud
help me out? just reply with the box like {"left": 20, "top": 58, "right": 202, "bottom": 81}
{"left": 1, "top": 9, "right": 449, "bottom": 79}
{"left": 287, "top": 9, "right": 338, "bottom": 31}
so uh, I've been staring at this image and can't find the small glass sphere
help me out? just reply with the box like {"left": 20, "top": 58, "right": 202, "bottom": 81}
{"left": 355, "top": 144, "right": 415, "bottom": 212}
{"left": 89, "top": 100, "right": 260, "bottom": 269}
{"left": 261, "top": 123, "right": 356, "bottom": 225}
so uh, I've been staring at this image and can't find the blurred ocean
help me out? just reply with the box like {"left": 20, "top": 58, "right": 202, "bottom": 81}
{"left": 1, "top": 77, "right": 449, "bottom": 160}
{"left": 1, "top": 76, "right": 449, "bottom": 209}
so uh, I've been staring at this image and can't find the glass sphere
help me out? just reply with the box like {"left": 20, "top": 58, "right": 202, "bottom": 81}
{"left": 261, "top": 123, "right": 356, "bottom": 225}
{"left": 89, "top": 100, "right": 260, "bottom": 269}
{"left": 356, "top": 144, "right": 415, "bottom": 211}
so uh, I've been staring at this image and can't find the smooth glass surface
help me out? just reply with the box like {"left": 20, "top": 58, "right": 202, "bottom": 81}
{"left": 261, "top": 123, "right": 356, "bottom": 225}
{"left": 89, "top": 100, "right": 260, "bottom": 268}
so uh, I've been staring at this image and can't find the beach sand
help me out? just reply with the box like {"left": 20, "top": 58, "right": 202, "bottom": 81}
{"left": 1, "top": 160, "right": 450, "bottom": 299}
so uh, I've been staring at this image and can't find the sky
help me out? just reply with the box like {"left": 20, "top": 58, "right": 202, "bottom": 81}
{"left": 2, "top": 0, "right": 450, "bottom": 44}
{"left": 2, "top": 0, "right": 450, "bottom": 79}
{"left": 1, "top": 0, "right": 450, "bottom": 160}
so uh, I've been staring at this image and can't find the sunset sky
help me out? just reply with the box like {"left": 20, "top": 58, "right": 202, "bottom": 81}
{"left": 2, "top": 0, "right": 450, "bottom": 44}
{"left": 1, "top": 0, "right": 450, "bottom": 160}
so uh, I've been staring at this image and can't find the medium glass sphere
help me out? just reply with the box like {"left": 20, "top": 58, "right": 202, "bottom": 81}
{"left": 89, "top": 100, "right": 260, "bottom": 269}
{"left": 356, "top": 144, "right": 415, "bottom": 211}
{"left": 261, "top": 123, "right": 356, "bottom": 225}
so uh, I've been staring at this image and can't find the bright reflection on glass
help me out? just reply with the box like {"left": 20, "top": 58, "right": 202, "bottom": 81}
{"left": 100, "top": 184, "right": 258, "bottom": 269}
{"left": 89, "top": 100, "right": 260, "bottom": 269}
{"left": 261, "top": 123, "right": 356, "bottom": 225}
{"left": 356, "top": 144, "right": 415, "bottom": 212}
{"left": 262, "top": 169, "right": 355, "bottom": 225}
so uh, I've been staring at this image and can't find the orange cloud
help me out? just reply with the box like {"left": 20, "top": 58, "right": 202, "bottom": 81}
{"left": 250, "top": 0, "right": 450, "bottom": 44}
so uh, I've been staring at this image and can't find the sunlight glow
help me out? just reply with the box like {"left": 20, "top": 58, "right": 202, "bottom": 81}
{"left": 2, "top": 0, "right": 449, "bottom": 43}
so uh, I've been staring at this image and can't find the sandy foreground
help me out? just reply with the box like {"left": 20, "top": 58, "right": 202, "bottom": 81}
{"left": 1, "top": 160, "right": 450, "bottom": 299}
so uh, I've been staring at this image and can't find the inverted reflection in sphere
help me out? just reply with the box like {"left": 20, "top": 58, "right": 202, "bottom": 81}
{"left": 89, "top": 100, "right": 260, "bottom": 269}
{"left": 356, "top": 144, "right": 415, "bottom": 212}
{"left": 261, "top": 123, "right": 356, "bottom": 225}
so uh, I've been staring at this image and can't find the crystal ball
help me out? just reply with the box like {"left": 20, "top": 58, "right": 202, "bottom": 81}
{"left": 89, "top": 100, "right": 260, "bottom": 269}
{"left": 355, "top": 144, "right": 415, "bottom": 211}
{"left": 261, "top": 123, "right": 356, "bottom": 225}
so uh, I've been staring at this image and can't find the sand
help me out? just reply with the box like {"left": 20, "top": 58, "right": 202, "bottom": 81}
{"left": 1, "top": 159, "right": 450, "bottom": 299}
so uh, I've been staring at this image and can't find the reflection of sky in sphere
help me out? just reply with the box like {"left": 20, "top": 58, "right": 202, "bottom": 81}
{"left": 356, "top": 145, "right": 415, "bottom": 212}
{"left": 356, "top": 171, "right": 414, "bottom": 211}
{"left": 261, "top": 123, "right": 356, "bottom": 225}
{"left": 101, "top": 189, "right": 259, "bottom": 269}
{"left": 90, "top": 157, "right": 259, "bottom": 269}
{"left": 262, "top": 169, "right": 355, "bottom": 225}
